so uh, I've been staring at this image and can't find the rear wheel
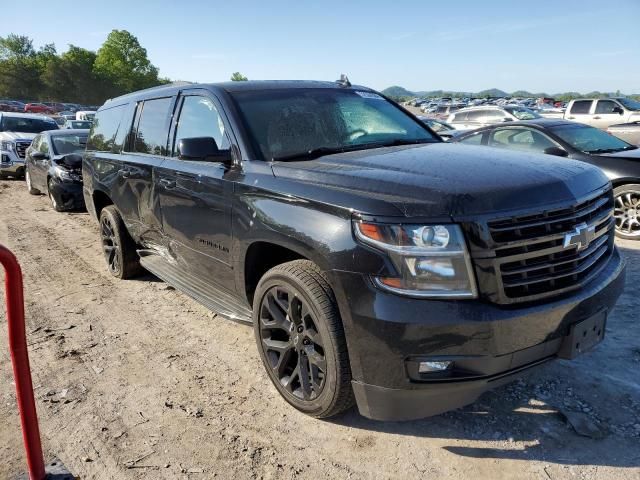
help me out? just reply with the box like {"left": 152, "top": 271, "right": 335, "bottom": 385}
{"left": 99, "top": 205, "right": 143, "bottom": 279}
{"left": 25, "top": 168, "right": 40, "bottom": 194}
{"left": 613, "top": 184, "right": 640, "bottom": 239}
{"left": 253, "top": 260, "right": 354, "bottom": 418}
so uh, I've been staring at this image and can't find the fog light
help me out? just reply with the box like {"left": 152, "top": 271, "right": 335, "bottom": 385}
{"left": 418, "top": 361, "right": 452, "bottom": 373}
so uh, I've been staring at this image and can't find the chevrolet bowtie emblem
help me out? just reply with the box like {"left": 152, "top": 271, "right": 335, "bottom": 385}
{"left": 563, "top": 223, "right": 596, "bottom": 251}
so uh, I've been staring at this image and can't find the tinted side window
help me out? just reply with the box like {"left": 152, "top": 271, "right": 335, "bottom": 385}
{"left": 459, "top": 132, "right": 483, "bottom": 144}
{"left": 39, "top": 136, "right": 49, "bottom": 154}
{"left": 87, "top": 104, "right": 126, "bottom": 152}
{"left": 466, "top": 110, "right": 485, "bottom": 121}
{"left": 570, "top": 100, "right": 593, "bottom": 114}
{"left": 173, "top": 96, "right": 229, "bottom": 157}
{"left": 595, "top": 100, "right": 618, "bottom": 114}
{"left": 133, "top": 97, "right": 172, "bottom": 155}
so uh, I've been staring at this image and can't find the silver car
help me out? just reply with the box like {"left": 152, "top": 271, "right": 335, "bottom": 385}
{"left": 447, "top": 105, "right": 541, "bottom": 130}
{"left": 607, "top": 122, "right": 640, "bottom": 146}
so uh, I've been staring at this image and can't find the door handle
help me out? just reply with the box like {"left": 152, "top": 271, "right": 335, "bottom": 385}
{"left": 567, "top": 116, "right": 575, "bottom": 119}
{"left": 593, "top": 116, "right": 601, "bottom": 119}
{"left": 159, "top": 178, "right": 176, "bottom": 189}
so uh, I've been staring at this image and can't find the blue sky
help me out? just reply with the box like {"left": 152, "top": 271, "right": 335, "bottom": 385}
{"left": 4, "top": 0, "right": 639, "bottom": 93}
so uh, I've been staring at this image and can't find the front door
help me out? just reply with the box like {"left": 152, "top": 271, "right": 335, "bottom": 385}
{"left": 155, "top": 92, "right": 235, "bottom": 290}
{"left": 593, "top": 100, "right": 625, "bottom": 129}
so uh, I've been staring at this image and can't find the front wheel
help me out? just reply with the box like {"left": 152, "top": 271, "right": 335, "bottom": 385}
{"left": 253, "top": 260, "right": 354, "bottom": 418}
{"left": 613, "top": 184, "right": 640, "bottom": 239}
{"left": 26, "top": 168, "right": 40, "bottom": 194}
{"left": 99, "top": 206, "right": 143, "bottom": 279}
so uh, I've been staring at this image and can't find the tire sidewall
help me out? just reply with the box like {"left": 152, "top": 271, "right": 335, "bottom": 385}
{"left": 253, "top": 271, "right": 340, "bottom": 416}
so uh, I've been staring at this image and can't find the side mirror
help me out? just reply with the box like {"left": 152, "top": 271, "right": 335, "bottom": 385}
{"left": 178, "top": 137, "right": 232, "bottom": 164}
{"left": 502, "top": 117, "right": 513, "bottom": 122}
{"left": 31, "top": 151, "right": 48, "bottom": 160}
{"left": 543, "top": 146, "right": 569, "bottom": 157}
{"left": 613, "top": 106, "right": 624, "bottom": 115}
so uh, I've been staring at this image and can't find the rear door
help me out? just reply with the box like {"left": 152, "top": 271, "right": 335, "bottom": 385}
{"left": 155, "top": 90, "right": 236, "bottom": 289}
{"left": 116, "top": 96, "right": 175, "bottom": 245}
{"left": 566, "top": 100, "right": 594, "bottom": 124}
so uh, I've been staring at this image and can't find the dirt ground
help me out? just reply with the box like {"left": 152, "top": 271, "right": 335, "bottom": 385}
{"left": 0, "top": 178, "right": 639, "bottom": 480}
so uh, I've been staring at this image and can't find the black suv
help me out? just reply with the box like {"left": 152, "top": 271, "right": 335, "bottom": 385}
{"left": 83, "top": 81, "right": 625, "bottom": 421}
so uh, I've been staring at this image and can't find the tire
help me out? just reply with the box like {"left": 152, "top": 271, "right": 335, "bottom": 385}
{"left": 98, "top": 205, "right": 143, "bottom": 279}
{"left": 253, "top": 260, "right": 354, "bottom": 418}
{"left": 613, "top": 184, "right": 640, "bottom": 240}
{"left": 47, "top": 178, "right": 64, "bottom": 211}
{"left": 25, "top": 168, "right": 40, "bottom": 195}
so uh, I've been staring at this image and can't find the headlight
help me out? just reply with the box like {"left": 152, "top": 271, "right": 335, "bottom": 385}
{"left": 53, "top": 166, "right": 75, "bottom": 181}
{"left": 0, "top": 140, "right": 14, "bottom": 151}
{"left": 354, "top": 221, "right": 478, "bottom": 298}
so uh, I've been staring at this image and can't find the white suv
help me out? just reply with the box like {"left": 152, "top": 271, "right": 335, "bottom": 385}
{"left": 0, "top": 113, "right": 59, "bottom": 178}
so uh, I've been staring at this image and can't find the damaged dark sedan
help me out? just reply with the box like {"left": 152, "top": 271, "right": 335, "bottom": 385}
{"left": 25, "top": 129, "right": 87, "bottom": 211}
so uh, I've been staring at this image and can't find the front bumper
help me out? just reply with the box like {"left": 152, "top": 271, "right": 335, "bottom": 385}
{"left": 330, "top": 248, "right": 626, "bottom": 421}
{"left": 0, "top": 150, "right": 25, "bottom": 176}
{"left": 48, "top": 178, "right": 85, "bottom": 211}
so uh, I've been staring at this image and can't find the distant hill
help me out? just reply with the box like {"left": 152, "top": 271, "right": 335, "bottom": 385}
{"left": 381, "top": 86, "right": 415, "bottom": 97}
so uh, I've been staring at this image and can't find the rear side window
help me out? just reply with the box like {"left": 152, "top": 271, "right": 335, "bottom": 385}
{"left": 570, "top": 100, "right": 593, "bottom": 114}
{"left": 88, "top": 104, "right": 126, "bottom": 152}
{"left": 132, "top": 97, "right": 172, "bottom": 155}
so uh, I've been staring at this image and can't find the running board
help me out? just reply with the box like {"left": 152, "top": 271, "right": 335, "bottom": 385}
{"left": 139, "top": 252, "right": 253, "bottom": 324}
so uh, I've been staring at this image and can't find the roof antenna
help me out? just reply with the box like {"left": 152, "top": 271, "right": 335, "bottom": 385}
{"left": 336, "top": 74, "right": 351, "bottom": 87}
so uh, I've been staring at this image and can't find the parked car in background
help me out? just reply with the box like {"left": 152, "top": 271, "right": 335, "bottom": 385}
{"left": 63, "top": 120, "right": 92, "bottom": 130}
{"left": 76, "top": 110, "right": 96, "bottom": 121}
{"left": 24, "top": 102, "right": 55, "bottom": 114}
{"left": 421, "top": 103, "right": 464, "bottom": 120}
{"left": 83, "top": 80, "right": 624, "bottom": 421}
{"left": 25, "top": 129, "right": 87, "bottom": 211}
{"left": 447, "top": 105, "right": 541, "bottom": 130}
{"left": 563, "top": 98, "right": 640, "bottom": 129}
{"left": 416, "top": 116, "right": 467, "bottom": 140}
{"left": 0, "top": 112, "right": 59, "bottom": 178}
{"left": 607, "top": 122, "right": 640, "bottom": 146}
{"left": 453, "top": 119, "right": 640, "bottom": 239}
{"left": 42, "top": 102, "right": 66, "bottom": 113}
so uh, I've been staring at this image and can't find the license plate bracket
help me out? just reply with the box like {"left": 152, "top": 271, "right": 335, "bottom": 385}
{"left": 558, "top": 311, "right": 606, "bottom": 360}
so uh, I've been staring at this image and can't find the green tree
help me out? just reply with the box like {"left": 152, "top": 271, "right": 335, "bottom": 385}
{"left": 42, "top": 46, "right": 100, "bottom": 104}
{"left": 0, "top": 34, "right": 43, "bottom": 99}
{"left": 230, "top": 72, "right": 248, "bottom": 81}
{"left": 94, "top": 29, "right": 162, "bottom": 96}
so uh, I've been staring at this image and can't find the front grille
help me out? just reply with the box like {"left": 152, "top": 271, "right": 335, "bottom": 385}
{"left": 481, "top": 187, "right": 615, "bottom": 304}
{"left": 15, "top": 141, "right": 30, "bottom": 159}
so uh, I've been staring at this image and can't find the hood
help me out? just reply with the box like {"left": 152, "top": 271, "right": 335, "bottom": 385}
{"left": 271, "top": 143, "right": 609, "bottom": 218}
{"left": 599, "top": 147, "right": 640, "bottom": 159}
{"left": 53, "top": 153, "right": 83, "bottom": 170}
{"left": 0, "top": 131, "right": 37, "bottom": 142}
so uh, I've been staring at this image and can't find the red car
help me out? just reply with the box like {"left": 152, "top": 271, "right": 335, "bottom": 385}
{"left": 24, "top": 103, "right": 54, "bottom": 114}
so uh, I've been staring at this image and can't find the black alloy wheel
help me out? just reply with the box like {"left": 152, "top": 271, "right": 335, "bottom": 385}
{"left": 98, "top": 205, "right": 143, "bottom": 279}
{"left": 253, "top": 260, "right": 354, "bottom": 418}
{"left": 101, "top": 213, "right": 121, "bottom": 275}
{"left": 259, "top": 285, "right": 327, "bottom": 401}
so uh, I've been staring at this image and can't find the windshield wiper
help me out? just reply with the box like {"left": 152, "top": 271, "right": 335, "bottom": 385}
{"left": 587, "top": 146, "right": 636, "bottom": 154}
{"left": 271, "top": 139, "right": 435, "bottom": 162}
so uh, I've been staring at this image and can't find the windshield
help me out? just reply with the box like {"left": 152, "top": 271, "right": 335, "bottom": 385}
{"left": 616, "top": 98, "right": 640, "bottom": 111}
{"left": 0, "top": 116, "right": 59, "bottom": 133}
{"left": 505, "top": 106, "right": 541, "bottom": 120}
{"left": 51, "top": 134, "right": 88, "bottom": 155}
{"left": 231, "top": 88, "right": 438, "bottom": 161}
{"left": 551, "top": 124, "right": 635, "bottom": 154}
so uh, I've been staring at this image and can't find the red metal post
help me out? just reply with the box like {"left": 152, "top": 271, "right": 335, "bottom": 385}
{"left": 1, "top": 244, "right": 46, "bottom": 480}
